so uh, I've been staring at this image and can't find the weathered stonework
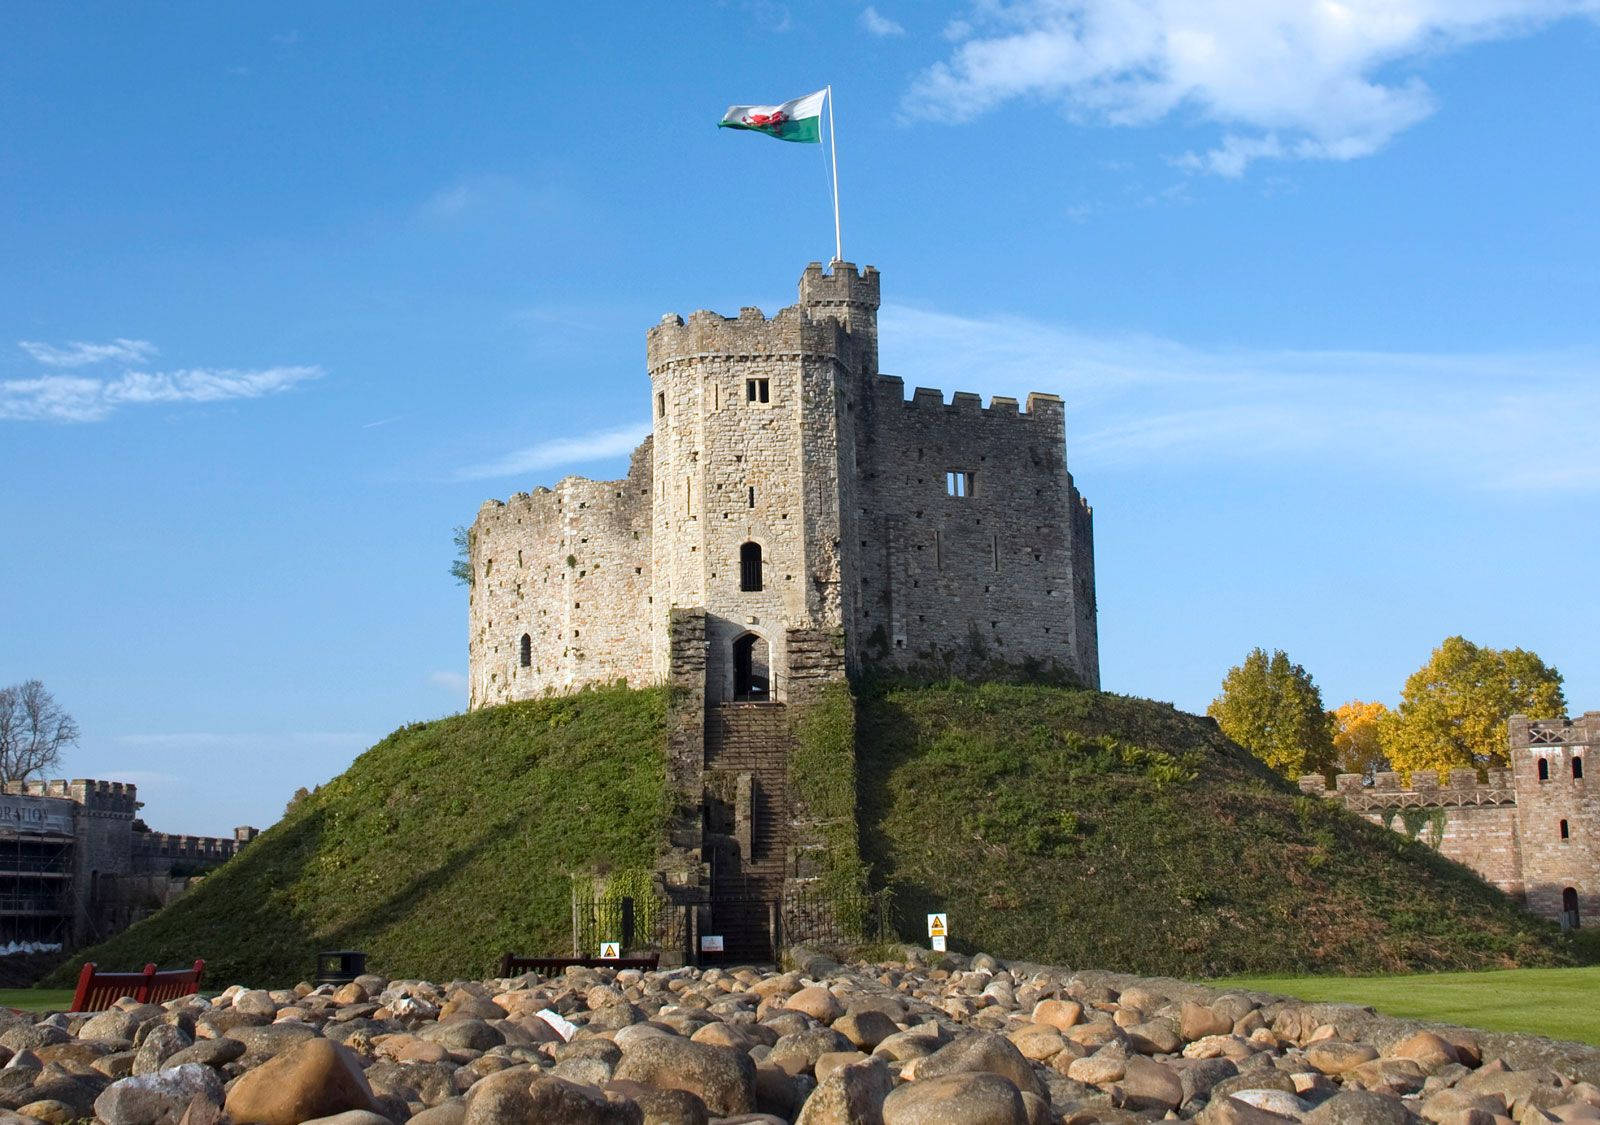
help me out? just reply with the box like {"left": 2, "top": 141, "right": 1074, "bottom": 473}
{"left": 468, "top": 262, "right": 1099, "bottom": 705}
{"left": 1302, "top": 710, "right": 1599, "bottom": 928}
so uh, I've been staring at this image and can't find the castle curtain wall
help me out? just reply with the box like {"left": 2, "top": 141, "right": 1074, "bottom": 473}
{"left": 468, "top": 442, "right": 654, "bottom": 707}
{"left": 850, "top": 380, "right": 1099, "bottom": 687}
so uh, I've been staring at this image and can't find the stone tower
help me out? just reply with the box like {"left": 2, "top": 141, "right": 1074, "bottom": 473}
{"left": 645, "top": 264, "right": 880, "bottom": 705}
{"left": 1509, "top": 713, "right": 1597, "bottom": 927}
{"left": 468, "top": 261, "right": 1099, "bottom": 705}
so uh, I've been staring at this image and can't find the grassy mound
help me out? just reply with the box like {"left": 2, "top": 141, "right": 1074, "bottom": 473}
{"left": 60, "top": 679, "right": 1566, "bottom": 987}
{"left": 52, "top": 687, "right": 668, "bottom": 987}
{"left": 858, "top": 681, "right": 1567, "bottom": 976}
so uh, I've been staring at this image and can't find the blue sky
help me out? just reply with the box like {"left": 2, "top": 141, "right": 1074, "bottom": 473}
{"left": 3, "top": 2, "right": 1597, "bottom": 834}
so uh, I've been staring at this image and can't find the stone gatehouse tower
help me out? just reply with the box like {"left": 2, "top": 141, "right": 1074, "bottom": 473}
{"left": 1302, "top": 710, "right": 1598, "bottom": 929}
{"left": 468, "top": 262, "right": 1098, "bottom": 708}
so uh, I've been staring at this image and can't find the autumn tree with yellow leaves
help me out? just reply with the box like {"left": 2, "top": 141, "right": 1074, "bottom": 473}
{"left": 1330, "top": 699, "right": 1390, "bottom": 776}
{"left": 1381, "top": 636, "right": 1565, "bottom": 776}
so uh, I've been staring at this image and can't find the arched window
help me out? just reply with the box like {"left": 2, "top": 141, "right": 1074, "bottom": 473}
{"left": 1563, "top": 886, "right": 1581, "bottom": 929}
{"left": 1560, "top": 819, "right": 1570, "bottom": 840}
{"left": 1538, "top": 758, "right": 1550, "bottom": 781}
{"left": 1575, "top": 757, "right": 1585, "bottom": 780}
{"left": 740, "top": 542, "right": 763, "bottom": 592}
{"left": 519, "top": 633, "right": 532, "bottom": 668}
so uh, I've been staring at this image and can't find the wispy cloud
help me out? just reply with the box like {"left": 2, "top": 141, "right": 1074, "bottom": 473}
{"left": 113, "top": 731, "right": 371, "bottom": 750}
{"left": 18, "top": 338, "right": 157, "bottom": 368}
{"left": 429, "top": 670, "right": 468, "bottom": 694}
{"left": 909, "top": 1, "right": 1600, "bottom": 175}
{"left": 879, "top": 303, "right": 1600, "bottom": 490}
{"left": 456, "top": 422, "right": 650, "bottom": 482}
{"left": 1, "top": 365, "right": 323, "bottom": 422}
{"left": 861, "top": 6, "right": 905, "bottom": 36}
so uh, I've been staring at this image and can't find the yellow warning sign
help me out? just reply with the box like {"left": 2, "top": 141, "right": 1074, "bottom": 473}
{"left": 927, "top": 913, "right": 948, "bottom": 938}
{"left": 599, "top": 942, "right": 621, "bottom": 959}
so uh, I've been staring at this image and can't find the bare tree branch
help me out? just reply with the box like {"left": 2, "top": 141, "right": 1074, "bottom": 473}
{"left": 0, "top": 680, "right": 79, "bottom": 784}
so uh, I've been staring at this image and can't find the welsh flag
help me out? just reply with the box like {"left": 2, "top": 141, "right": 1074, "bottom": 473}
{"left": 718, "top": 89, "right": 825, "bottom": 144}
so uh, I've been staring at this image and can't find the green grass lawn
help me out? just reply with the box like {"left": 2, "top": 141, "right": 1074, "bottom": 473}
{"left": 1218, "top": 966, "right": 1600, "bottom": 1046}
{"left": 0, "top": 989, "right": 75, "bottom": 1012}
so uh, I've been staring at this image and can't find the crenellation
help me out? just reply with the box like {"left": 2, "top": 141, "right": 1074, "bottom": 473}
{"left": 1309, "top": 710, "right": 1599, "bottom": 925}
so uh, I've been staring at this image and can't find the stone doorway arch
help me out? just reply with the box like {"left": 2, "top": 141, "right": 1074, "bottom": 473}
{"left": 732, "top": 633, "right": 770, "bottom": 702}
{"left": 1564, "top": 886, "right": 1581, "bottom": 929}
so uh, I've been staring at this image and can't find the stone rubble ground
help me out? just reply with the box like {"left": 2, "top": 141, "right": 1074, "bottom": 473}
{"left": 2, "top": 949, "right": 1599, "bottom": 1125}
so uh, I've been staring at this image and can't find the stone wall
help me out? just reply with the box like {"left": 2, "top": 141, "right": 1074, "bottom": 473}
{"left": 468, "top": 440, "right": 654, "bottom": 707}
{"left": 1303, "top": 713, "right": 1600, "bottom": 927}
{"left": 1300, "top": 770, "right": 1524, "bottom": 895}
{"left": 851, "top": 379, "right": 1098, "bottom": 688}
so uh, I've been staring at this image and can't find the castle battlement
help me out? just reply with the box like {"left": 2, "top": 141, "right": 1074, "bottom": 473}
{"left": 3, "top": 778, "right": 140, "bottom": 816}
{"left": 1300, "top": 769, "right": 1516, "bottom": 811}
{"left": 871, "top": 376, "right": 1065, "bottom": 423}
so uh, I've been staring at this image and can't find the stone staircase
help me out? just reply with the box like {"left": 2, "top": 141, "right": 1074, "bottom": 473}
{"left": 703, "top": 702, "right": 791, "bottom": 961}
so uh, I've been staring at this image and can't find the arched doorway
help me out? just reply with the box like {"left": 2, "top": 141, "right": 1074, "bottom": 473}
{"left": 733, "top": 633, "right": 770, "bottom": 702}
{"left": 1564, "top": 886, "right": 1581, "bottom": 929}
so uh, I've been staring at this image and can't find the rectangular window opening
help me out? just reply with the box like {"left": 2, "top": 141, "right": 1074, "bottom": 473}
{"left": 748, "top": 486, "right": 756, "bottom": 508}
{"left": 746, "top": 378, "right": 770, "bottom": 403}
{"left": 946, "top": 470, "right": 974, "bottom": 498}
{"left": 656, "top": 392, "right": 665, "bottom": 418}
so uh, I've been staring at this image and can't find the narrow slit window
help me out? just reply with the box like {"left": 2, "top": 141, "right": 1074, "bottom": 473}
{"left": 934, "top": 530, "right": 942, "bottom": 571}
{"left": 946, "top": 470, "right": 974, "bottom": 497}
{"left": 656, "top": 392, "right": 665, "bottom": 418}
{"left": 518, "top": 633, "right": 531, "bottom": 668}
{"left": 748, "top": 486, "right": 756, "bottom": 508}
{"left": 746, "top": 378, "right": 770, "bottom": 403}
{"left": 1560, "top": 819, "right": 1570, "bottom": 840}
{"left": 1575, "top": 757, "right": 1585, "bottom": 780}
{"left": 739, "top": 541, "right": 763, "bottom": 592}
{"left": 992, "top": 533, "right": 1000, "bottom": 572}
{"left": 1539, "top": 758, "right": 1550, "bottom": 781}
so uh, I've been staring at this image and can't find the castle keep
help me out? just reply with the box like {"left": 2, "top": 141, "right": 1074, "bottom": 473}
{"left": 468, "top": 262, "right": 1098, "bottom": 957}
{"left": 1301, "top": 711, "right": 1598, "bottom": 929}
{"left": 468, "top": 262, "right": 1098, "bottom": 708}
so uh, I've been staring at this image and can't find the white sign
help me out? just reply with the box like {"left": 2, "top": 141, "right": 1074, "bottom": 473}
{"left": 0, "top": 796, "right": 73, "bottom": 837}
{"left": 931, "top": 935, "right": 947, "bottom": 952}
{"left": 599, "top": 942, "right": 621, "bottom": 959}
{"left": 699, "top": 935, "right": 725, "bottom": 953}
{"left": 927, "top": 913, "right": 948, "bottom": 938}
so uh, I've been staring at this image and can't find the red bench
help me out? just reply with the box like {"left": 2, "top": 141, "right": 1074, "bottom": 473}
{"left": 70, "top": 960, "right": 206, "bottom": 1012}
{"left": 499, "top": 953, "right": 659, "bottom": 978}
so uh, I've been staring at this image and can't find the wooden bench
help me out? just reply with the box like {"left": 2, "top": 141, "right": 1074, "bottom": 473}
{"left": 499, "top": 953, "right": 659, "bottom": 978}
{"left": 70, "top": 960, "right": 206, "bottom": 1012}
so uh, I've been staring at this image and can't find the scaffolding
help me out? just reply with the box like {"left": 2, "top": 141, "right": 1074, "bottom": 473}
{"left": 0, "top": 830, "right": 74, "bottom": 947}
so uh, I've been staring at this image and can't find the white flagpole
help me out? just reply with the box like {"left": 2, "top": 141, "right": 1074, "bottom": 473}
{"left": 826, "top": 85, "right": 843, "bottom": 263}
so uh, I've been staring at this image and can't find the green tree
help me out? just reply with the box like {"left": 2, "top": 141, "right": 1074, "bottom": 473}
{"left": 450, "top": 525, "right": 473, "bottom": 587}
{"left": 1207, "top": 648, "right": 1335, "bottom": 778}
{"left": 1382, "top": 636, "right": 1565, "bottom": 776}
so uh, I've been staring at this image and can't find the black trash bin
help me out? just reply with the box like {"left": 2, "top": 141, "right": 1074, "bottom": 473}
{"left": 314, "top": 950, "right": 367, "bottom": 986}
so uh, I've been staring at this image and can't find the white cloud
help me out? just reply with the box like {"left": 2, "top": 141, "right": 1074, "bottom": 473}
{"left": 429, "top": 670, "right": 469, "bottom": 694}
{"left": 909, "top": 0, "right": 1600, "bottom": 174}
{"left": 17, "top": 338, "right": 157, "bottom": 367}
{"left": 861, "top": 6, "right": 906, "bottom": 36}
{"left": 1, "top": 365, "right": 323, "bottom": 422}
{"left": 456, "top": 422, "right": 651, "bottom": 481}
{"left": 878, "top": 302, "right": 1600, "bottom": 490}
